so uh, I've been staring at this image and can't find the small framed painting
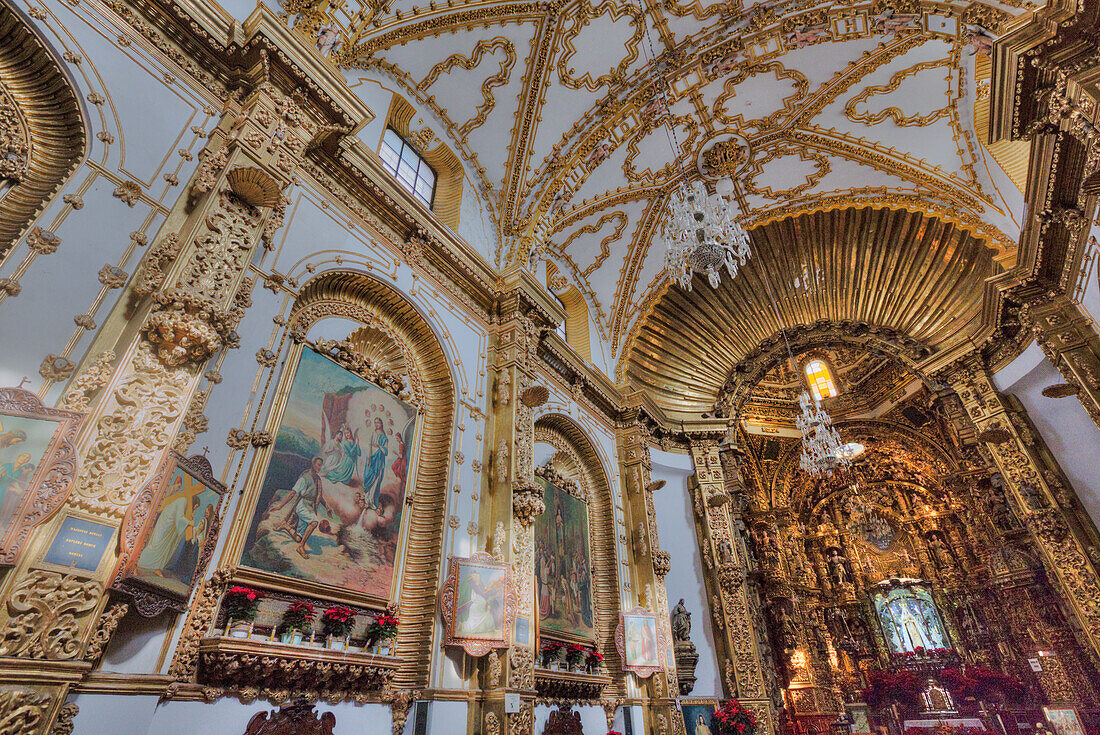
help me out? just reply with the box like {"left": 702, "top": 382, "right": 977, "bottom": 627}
{"left": 1043, "top": 708, "right": 1086, "bottom": 735}
{"left": 440, "top": 552, "right": 516, "bottom": 656}
{"left": 113, "top": 453, "right": 227, "bottom": 615}
{"left": 616, "top": 607, "right": 666, "bottom": 677}
{"left": 0, "top": 385, "right": 82, "bottom": 566}
{"left": 682, "top": 700, "right": 718, "bottom": 735}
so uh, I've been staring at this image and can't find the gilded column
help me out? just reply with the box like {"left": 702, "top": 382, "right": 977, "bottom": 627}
{"left": 689, "top": 440, "right": 777, "bottom": 734}
{"left": 0, "top": 69, "right": 321, "bottom": 734}
{"left": 948, "top": 357, "right": 1100, "bottom": 661}
{"left": 1021, "top": 293, "right": 1100, "bottom": 432}
{"left": 617, "top": 417, "right": 680, "bottom": 734}
{"left": 475, "top": 271, "right": 556, "bottom": 735}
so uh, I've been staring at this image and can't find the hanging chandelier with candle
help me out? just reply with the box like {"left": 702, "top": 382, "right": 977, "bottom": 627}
{"left": 662, "top": 178, "right": 751, "bottom": 290}
{"left": 796, "top": 390, "right": 849, "bottom": 477}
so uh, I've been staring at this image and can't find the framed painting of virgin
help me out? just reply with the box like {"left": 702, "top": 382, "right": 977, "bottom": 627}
{"left": 114, "top": 452, "right": 227, "bottom": 614}
{"left": 0, "top": 385, "right": 82, "bottom": 566}
{"left": 236, "top": 345, "right": 418, "bottom": 607}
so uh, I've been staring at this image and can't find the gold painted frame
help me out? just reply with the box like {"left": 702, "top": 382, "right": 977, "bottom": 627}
{"left": 533, "top": 463, "right": 596, "bottom": 645}
{"left": 229, "top": 341, "right": 421, "bottom": 610}
{"left": 112, "top": 452, "right": 228, "bottom": 616}
{"left": 681, "top": 699, "right": 720, "bottom": 735}
{"left": 0, "top": 385, "right": 82, "bottom": 566}
{"left": 1044, "top": 707, "right": 1086, "bottom": 735}
{"left": 439, "top": 551, "right": 517, "bottom": 656}
{"left": 616, "top": 606, "right": 666, "bottom": 678}
{"left": 35, "top": 510, "right": 116, "bottom": 577}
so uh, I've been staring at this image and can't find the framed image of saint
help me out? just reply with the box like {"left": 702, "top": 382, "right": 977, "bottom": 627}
{"left": 440, "top": 552, "right": 517, "bottom": 656}
{"left": 681, "top": 700, "right": 719, "bottom": 735}
{"left": 1043, "top": 708, "right": 1086, "bottom": 735}
{"left": 113, "top": 452, "right": 228, "bottom": 615}
{"left": 616, "top": 607, "right": 666, "bottom": 677}
{"left": 0, "top": 385, "right": 82, "bottom": 566}
{"left": 234, "top": 344, "right": 419, "bottom": 608}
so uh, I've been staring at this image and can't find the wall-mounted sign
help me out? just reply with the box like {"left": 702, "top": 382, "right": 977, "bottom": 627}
{"left": 42, "top": 515, "right": 114, "bottom": 574}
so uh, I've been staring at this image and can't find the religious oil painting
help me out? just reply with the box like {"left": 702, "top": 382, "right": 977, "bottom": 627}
{"left": 534, "top": 475, "right": 594, "bottom": 641}
{"left": 440, "top": 553, "right": 516, "bottom": 656}
{"left": 1044, "top": 708, "right": 1086, "bottom": 735}
{"left": 113, "top": 453, "right": 228, "bottom": 610}
{"left": 0, "top": 387, "right": 82, "bottom": 566}
{"left": 872, "top": 583, "right": 949, "bottom": 655}
{"left": 132, "top": 463, "right": 224, "bottom": 597}
{"left": 0, "top": 415, "right": 58, "bottom": 540}
{"left": 682, "top": 702, "right": 718, "bottom": 735}
{"left": 617, "top": 608, "right": 663, "bottom": 676}
{"left": 241, "top": 348, "right": 417, "bottom": 602}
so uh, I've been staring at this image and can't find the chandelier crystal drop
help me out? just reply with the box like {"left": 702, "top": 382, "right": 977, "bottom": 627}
{"left": 662, "top": 179, "right": 751, "bottom": 290}
{"left": 796, "top": 390, "right": 849, "bottom": 477}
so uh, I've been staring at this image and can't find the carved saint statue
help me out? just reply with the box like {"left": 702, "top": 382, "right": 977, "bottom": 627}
{"left": 928, "top": 533, "right": 955, "bottom": 569}
{"left": 717, "top": 538, "right": 734, "bottom": 565}
{"left": 671, "top": 598, "right": 691, "bottom": 642}
{"left": 827, "top": 548, "right": 850, "bottom": 586}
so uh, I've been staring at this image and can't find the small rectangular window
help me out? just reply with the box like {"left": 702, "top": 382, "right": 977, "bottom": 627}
{"left": 379, "top": 128, "right": 436, "bottom": 208}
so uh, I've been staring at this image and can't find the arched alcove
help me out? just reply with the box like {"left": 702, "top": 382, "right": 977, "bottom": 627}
{"left": 532, "top": 412, "right": 624, "bottom": 691}
{"left": 284, "top": 270, "right": 456, "bottom": 690}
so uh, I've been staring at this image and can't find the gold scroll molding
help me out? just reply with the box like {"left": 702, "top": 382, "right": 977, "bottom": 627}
{"left": 533, "top": 414, "right": 624, "bottom": 693}
{"left": 229, "top": 269, "right": 453, "bottom": 691}
{"left": 0, "top": 5, "right": 86, "bottom": 260}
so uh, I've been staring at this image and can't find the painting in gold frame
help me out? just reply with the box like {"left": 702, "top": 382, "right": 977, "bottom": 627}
{"left": 1044, "top": 707, "right": 1086, "bottom": 735}
{"left": 440, "top": 552, "right": 517, "bottom": 656}
{"left": 616, "top": 607, "right": 665, "bottom": 677}
{"left": 113, "top": 453, "right": 228, "bottom": 615}
{"left": 0, "top": 385, "right": 82, "bottom": 566}
{"left": 681, "top": 699, "right": 719, "bottom": 735}
{"left": 534, "top": 469, "right": 594, "bottom": 642}
{"left": 234, "top": 345, "right": 418, "bottom": 608}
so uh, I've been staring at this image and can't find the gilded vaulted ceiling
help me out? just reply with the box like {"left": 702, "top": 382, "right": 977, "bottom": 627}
{"left": 298, "top": 0, "right": 1032, "bottom": 375}
{"left": 623, "top": 206, "right": 998, "bottom": 418}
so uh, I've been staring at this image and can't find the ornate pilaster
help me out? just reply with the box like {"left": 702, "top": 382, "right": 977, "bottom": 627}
{"left": 1021, "top": 293, "right": 1100, "bottom": 431}
{"left": 0, "top": 52, "right": 354, "bottom": 734}
{"left": 689, "top": 440, "right": 776, "bottom": 734}
{"left": 616, "top": 417, "right": 680, "bottom": 732}
{"left": 948, "top": 358, "right": 1100, "bottom": 662}
{"left": 477, "top": 268, "right": 557, "bottom": 735}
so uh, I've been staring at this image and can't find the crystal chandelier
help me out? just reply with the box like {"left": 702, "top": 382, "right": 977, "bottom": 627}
{"left": 796, "top": 390, "right": 849, "bottom": 477}
{"left": 662, "top": 179, "right": 750, "bottom": 290}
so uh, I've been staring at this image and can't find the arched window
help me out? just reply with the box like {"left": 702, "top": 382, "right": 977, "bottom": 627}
{"left": 804, "top": 358, "right": 837, "bottom": 400}
{"left": 379, "top": 127, "right": 436, "bottom": 207}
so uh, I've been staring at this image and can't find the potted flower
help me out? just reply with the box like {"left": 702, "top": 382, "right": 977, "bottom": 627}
{"left": 566, "top": 643, "right": 586, "bottom": 672}
{"left": 712, "top": 699, "right": 758, "bottom": 735}
{"left": 223, "top": 586, "right": 263, "bottom": 637}
{"left": 586, "top": 648, "right": 604, "bottom": 674}
{"left": 278, "top": 601, "right": 314, "bottom": 645}
{"left": 321, "top": 605, "right": 356, "bottom": 649}
{"left": 368, "top": 613, "right": 400, "bottom": 654}
{"left": 541, "top": 640, "right": 564, "bottom": 669}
